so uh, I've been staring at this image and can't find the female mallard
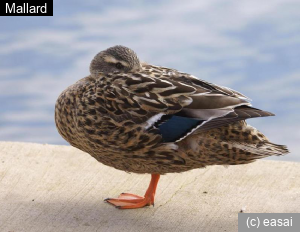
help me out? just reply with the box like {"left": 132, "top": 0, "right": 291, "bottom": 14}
{"left": 55, "top": 45, "right": 289, "bottom": 209}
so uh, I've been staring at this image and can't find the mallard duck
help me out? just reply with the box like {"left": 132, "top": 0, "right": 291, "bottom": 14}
{"left": 55, "top": 45, "right": 289, "bottom": 209}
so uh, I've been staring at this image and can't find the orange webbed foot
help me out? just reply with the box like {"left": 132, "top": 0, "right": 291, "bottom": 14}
{"left": 105, "top": 193, "right": 154, "bottom": 209}
{"left": 104, "top": 174, "right": 160, "bottom": 209}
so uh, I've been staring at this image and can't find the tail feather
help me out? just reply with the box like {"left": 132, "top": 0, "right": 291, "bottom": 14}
{"left": 231, "top": 141, "right": 289, "bottom": 158}
{"left": 180, "top": 120, "right": 289, "bottom": 166}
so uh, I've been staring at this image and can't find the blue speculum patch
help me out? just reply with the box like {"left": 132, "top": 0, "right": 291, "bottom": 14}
{"left": 158, "top": 115, "right": 202, "bottom": 142}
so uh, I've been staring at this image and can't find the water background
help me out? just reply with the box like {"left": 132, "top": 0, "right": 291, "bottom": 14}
{"left": 1, "top": 0, "right": 299, "bottom": 161}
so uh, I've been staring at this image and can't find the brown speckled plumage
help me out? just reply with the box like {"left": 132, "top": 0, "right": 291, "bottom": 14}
{"left": 55, "top": 45, "right": 289, "bottom": 208}
{"left": 55, "top": 45, "right": 288, "bottom": 175}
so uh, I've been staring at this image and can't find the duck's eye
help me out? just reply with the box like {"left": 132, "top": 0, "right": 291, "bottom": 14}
{"left": 115, "top": 62, "right": 124, "bottom": 69}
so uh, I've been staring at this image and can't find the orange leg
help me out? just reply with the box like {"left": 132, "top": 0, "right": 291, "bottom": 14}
{"left": 104, "top": 174, "right": 160, "bottom": 209}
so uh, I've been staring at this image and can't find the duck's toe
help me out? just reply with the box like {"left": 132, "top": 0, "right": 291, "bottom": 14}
{"left": 104, "top": 193, "right": 154, "bottom": 209}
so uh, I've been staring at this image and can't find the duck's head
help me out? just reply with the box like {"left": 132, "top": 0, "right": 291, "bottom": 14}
{"left": 90, "top": 45, "right": 141, "bottom": 76}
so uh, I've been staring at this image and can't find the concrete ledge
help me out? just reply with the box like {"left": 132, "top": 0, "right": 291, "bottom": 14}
{"left": 0, "top": 142, "right": 299, "bottom": 232}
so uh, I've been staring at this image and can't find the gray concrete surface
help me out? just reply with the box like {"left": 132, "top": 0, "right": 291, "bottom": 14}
{"left": 0, "top": 142, "right": 299, "bottom": 232}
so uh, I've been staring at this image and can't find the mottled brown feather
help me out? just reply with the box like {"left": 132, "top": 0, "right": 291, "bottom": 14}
{"left": 55, "top": 46, "right": 289, "bottom": 174}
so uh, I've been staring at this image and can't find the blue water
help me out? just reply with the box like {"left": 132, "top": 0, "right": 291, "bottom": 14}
{"left": 0, "top": 0, "right": 299, "bottom": 161}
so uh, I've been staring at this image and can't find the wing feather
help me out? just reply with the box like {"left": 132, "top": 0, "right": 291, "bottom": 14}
{"left": 105, "top": 65, "right": 273, "bottom": 142}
